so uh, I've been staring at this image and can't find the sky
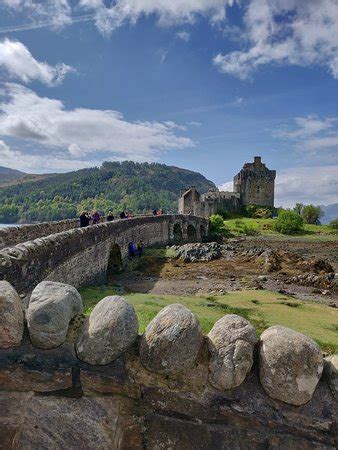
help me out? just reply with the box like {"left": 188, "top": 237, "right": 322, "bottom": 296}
{"left": 0, "top": 0, "right": 337, "bottom": 207}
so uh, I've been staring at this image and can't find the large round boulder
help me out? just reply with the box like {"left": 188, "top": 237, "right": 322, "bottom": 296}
{"left": 0, "top": 281, "right": 24, "bottom": 348}
{"left": 259, "top": 326, "right": 323, "bottom": 405}
{"left": 208, "top": 314, "right": 257, "bottom": 390}
{"left": 76, "top": 296, "right": 138, "bottom": 365}
{"left": 27, "top": 281, "right": 83, "bottom": 349}
{"left": 140, "top": 303, "right": 203, "bottom": 375}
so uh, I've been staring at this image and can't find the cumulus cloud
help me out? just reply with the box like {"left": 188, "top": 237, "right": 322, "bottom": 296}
{"left": 0, "top": 39, "right": 73, "bottom": 85}
{"left": 214, "top": 0, "right": 338, "bottom": 80}
{"left": 275, "top": 166, "right": 338, "bottom": 207}
{"left": 218, "top": 180, "right": 233, "bottom": 191}
{"left": 79, "top": 0, "right": 235, "bottom": 35}
{"left": 0, "top": 139, "right": 100, "bottom": 171}
{"left": 0, "top": 83, "right": 193, "bottom": 170}
{"left": 276, "top": 115, "right": 338, "bottom": 156}
{"left": 176, "top": 31, "right": 190, "bottom": 42}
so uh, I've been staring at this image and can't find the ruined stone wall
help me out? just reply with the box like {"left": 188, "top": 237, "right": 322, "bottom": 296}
{"left": 0, "top": 219, "right": 78, "bottom": 249}
{"left": 0, "top": 215, "right": 208, "bottom": 296}
{"left": 0, "top": 280, "right": 336, "bottom": 449}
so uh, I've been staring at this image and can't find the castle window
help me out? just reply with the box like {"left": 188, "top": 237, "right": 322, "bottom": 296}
{"left": 257, "top": 186, "right": 260, "bottom": 193}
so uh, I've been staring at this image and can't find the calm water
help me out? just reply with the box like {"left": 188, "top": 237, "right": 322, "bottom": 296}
{"left": 0, "top": 223, "right": 23, "bottom": 228}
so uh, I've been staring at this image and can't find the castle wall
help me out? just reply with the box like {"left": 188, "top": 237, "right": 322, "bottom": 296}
{"left": 236, "top": 175, "right": 275, "bottom": 207}
{"left": 0, "top": 215, "right": 209, "bottom": 295}
{"left": 0, "top": 219, "right": 78, "bottom": 249}
{"left": 233, "top": 157, "right": 276, "bottom": 207}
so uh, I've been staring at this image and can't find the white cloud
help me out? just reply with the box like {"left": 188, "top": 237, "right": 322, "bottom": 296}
{"left": 0, "top": 139, "right": 100, "bottom": 171}
{"left": 79, "top": 0, "right": 235, "bottom": 35}
{"left": 2, "top": 0, "right": 72, "bottom": 29}
{"left": 218, "top": 180, "right": 232, "bottom": 191}
{"left": 0, "top": 83, "right": 193, "bottom": 170}
{"left": 275, "top": 166, "right": 338, "bottom": 207}
{"left": 276, "top": 115, "right": 338, "bottom": 155}
{"left": 214, "top": 0, "right": 338, "bottom": 80}
{"left": 176, "top": 31, "right": 190, "bottom": 42}
{"left": 0, "top": 39, "right": 73, "bottom": 85}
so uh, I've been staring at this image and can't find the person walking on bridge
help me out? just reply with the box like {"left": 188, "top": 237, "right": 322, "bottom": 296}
{"left": 92, "top": 211, "right": 101, "bottom": 225}
{"left": 79, "top": 211, "right": 90, "bottom": 227}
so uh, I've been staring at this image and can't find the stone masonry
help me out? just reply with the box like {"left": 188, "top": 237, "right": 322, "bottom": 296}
{"left": 178, "top": 157, "right": 276, "bottom": 218}
{"left": 0, "top": 281, "right": 336, "bottom": 449}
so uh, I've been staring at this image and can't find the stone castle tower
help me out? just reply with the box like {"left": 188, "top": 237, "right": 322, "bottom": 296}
{"left": 178, "top": 156, "right": 276, "bottom": 218}
{"left": 233, "top": 156, "right": 276, "bottom": 207}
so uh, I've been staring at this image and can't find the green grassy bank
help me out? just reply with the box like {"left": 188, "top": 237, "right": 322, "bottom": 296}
{"left": 222, "top": 217, "right": 338, "bottom": 241}
{"left": 80, "top": 287, "right": 338, "bottom": 354}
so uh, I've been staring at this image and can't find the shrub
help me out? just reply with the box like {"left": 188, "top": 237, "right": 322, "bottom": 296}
{"left": 329, "top": 218, "right": 338, "bottom": 229}
{"left": 274, "top": 209, "right": 304, "bottom": 234}
{"left": 242, "top": 224, "right": 260, "bottom": 236}
{"left": 245, "top": 204, "right": 273, "bottom": 218}
{"left": 301, "top": 204, "right": 324, "bottom": 224}
{"left": 210, "top": 214, "right": 228, "bottom": 236}
{"left": 215, "top": 209, "right": 228, "bottom": 219}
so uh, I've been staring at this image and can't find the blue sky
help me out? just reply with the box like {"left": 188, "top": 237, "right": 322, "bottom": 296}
{"left": 0, "top": 0, "right": 337, "bottom": 206}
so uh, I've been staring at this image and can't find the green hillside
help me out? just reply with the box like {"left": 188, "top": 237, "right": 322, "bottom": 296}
{"left": 0, "top": 161, "right": 215, "bottom": 223}
{"left": 0, "top": 166, "right": 25, "bottom": 185}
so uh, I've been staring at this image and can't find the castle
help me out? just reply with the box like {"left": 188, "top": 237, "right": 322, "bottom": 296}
{"left": 178, "top": 156, "right": 276, "bottom": 218}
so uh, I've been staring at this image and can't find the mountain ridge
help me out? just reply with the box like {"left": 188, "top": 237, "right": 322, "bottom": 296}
{"left": 0, "top": 161, "right": 216, "bottom": 223}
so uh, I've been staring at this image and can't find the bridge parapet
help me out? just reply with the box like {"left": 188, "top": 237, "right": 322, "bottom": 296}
{"left": 0, "top": 219, "right": 78, "bottom": 249}
{"left": 0, "top": 215, "right": 209, "bottom": 295}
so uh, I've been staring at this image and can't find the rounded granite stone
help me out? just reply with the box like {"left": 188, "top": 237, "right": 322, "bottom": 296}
{"left": 76, "top": 296, "right": 138, "bottom": 365}
{"left": 208, "top": 314, "right": 257, "bottom": 390}
{"left": 140, "top": 303, "right": 203, "bottom": 375}
{"left": 259, "top": 326, "right": 323, "bottom": 405}
{"left": 27, "top": 281, "right": 83, "bottom": 349}
{"left": 0, "top": 281, "right": 24, "bottom": 348}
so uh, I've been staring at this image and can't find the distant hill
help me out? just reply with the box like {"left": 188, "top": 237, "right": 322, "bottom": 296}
{"left": 320, "top": 203, "right": 338, "bottom": 224}
{"left": 0, "top": 166, "right": 25, "bottom": 185}
{"left": 0, "top": 161, "right": 216, "bottom": 223}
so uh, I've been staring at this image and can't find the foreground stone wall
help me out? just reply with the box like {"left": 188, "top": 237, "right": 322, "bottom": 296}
{"left": 0, "top": 281, "right": 337, "bottom": 449}
{"left": 0, "top": 219, "right": 78, "bottom": 249}
{"left": 0, "top": 215, "right": 208, "bottom": 295}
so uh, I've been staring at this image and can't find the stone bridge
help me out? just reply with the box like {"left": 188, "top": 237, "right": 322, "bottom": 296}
{"left": 0, "top": 215, "right": 209, "bottom": 295}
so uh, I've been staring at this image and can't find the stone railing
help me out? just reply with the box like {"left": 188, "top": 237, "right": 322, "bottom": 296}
{"left": 0, "top": 219, "right": 78, "bottom": 249}
{"left": 0, "top": 280, "right": 336, "bottom": 449}
{"left": 0, "top": 215, "right": 209, "bottom": 296}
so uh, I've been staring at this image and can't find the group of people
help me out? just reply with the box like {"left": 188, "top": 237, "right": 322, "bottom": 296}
{"left": 152, "top": 208, "right": 164, "bottom": 216}
{"left": 80, "top": 208, "right": 167, "bottom": 227}
{"left": 128, "top": 240, "right": 143, "bottom": 258}
{"left": 79, "top": 211, "right": 102, "bottom": 227}
{"left": 79, "top": 210, "right": 129, "bottom": 227}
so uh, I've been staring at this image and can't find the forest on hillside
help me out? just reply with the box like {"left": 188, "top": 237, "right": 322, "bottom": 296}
{"left": 0, "top": 161, "right": 215, "bottom": 223}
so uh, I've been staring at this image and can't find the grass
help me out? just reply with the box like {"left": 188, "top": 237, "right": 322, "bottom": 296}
{"left": 223, "top": 217, "right": 338, "bottom": 241}
{"left": 80, "top": 287, "right": 338, "bottom": 354}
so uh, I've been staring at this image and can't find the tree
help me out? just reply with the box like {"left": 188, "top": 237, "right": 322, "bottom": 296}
{"left": 274, "top": 209, "right": 304, "bottom": 234}
{"left": 293, "top": 203, "right": 304, "bottom": 215}
{"left": 210, "top": 214, "right": 228, "bottom": 236}
{"left": 329, "top": 218, "right": 338, "bottom": 229}
{"left": 0, "top": 204, "right": 19, "bottom": 223}
{"left": 302, "top": 204, "right": 324, "bottom": 224}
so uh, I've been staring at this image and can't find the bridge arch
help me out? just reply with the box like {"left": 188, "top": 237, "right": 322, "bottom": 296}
{"left": 173, "top": 223, "right": 183, "bottom": 244}
{"left": 107, "top": 243, "right": 122, "bottom": 278}
{"left": 187, "top": 224, "right": 197, "bottom": 242}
